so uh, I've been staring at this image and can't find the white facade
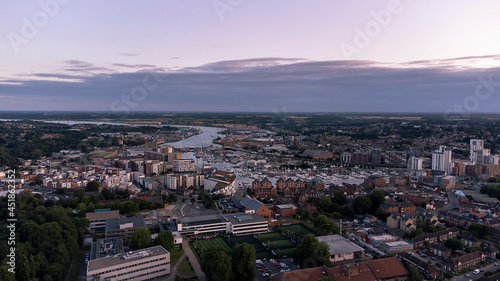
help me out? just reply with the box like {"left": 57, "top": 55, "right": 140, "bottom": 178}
{"left": 173, "top": 159, "right": 195, "bottom": 173}
{"left": 432, "top": 146, "right": 452, "bottom": 174}
{"left": 470, "top": 139, "right": 485, "bottom": 164}
{"left": 408, "top": 156, "right": 424, "bottom": 171}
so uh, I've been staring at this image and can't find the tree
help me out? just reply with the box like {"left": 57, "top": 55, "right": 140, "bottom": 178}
{"left": 333, "top": 190, "right": 347, "bottom": 205}
{"left": 314, "top": 215, "right": 340, "bottom": 234}
{"left": 154, "top": 231, "right": 175, "bottom": 251}
{"left": 352, "top": 196, "right": 372, "bottom": 215}
{"left": 318, "top": 277, "right": 335, "bottom": 281}
{"left": 321, "top": 197, "right": 333, "bottom": 212}
{"left": 369, "top": 190, "right": 385, "bottom": 213}
{"left": 201, "top": 245, "right": 232, "bottom": 281}
{"left": 444, "top": 238, "right": 464, "bottom": 251}
{"left": 86, "top": 180, "right": 100, "bottom": 192}
{"left": 130, "top": 228, "right": 151, "bottom": 250}
{"left": 406, "top": 264, "right": 424, "bottom": 281}
{"left": 468, "top": 223, "right": 490, "bottom": 238}
{"left": 101, "top": 188, "right": 113, "bottom": 200}
{"left": 292, "top": 234, "right": 331, "bottom": 268}
{"left": 231, "top": 243, "right": 256, "bottom": 281}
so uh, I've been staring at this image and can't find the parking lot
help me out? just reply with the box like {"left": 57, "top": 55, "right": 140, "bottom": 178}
{"left": 182, "top": 202, "right": 219, "bottom": 217}
{"left": 256, "top": 258, "right": 300, "bottom": 281}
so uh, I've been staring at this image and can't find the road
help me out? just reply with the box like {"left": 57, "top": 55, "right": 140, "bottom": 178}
{"left": 441, "top": 190, "right": 459, "bottom": 211}
{"left": 78, "top": 250, "right": 90, "bottom": 281}
{"left": 452, "top": 262, "right": 498, "bottom": 281}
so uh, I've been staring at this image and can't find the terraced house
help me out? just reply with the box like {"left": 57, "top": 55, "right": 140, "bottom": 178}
{"left": 444, "top": 251, "right": 485, "bottom": 272}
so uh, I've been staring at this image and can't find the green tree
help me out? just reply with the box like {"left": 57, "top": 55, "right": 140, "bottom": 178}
{"left": 292, "top": 234, "right": 331, "bottom": 268}
{"left": 314, "top": 215, "right": 340, "bottom": 234}
{"left": 130, "top": 228, "right": 151, "bottom": 250}
{"left": 154, "top": 231, "right": 175, "bottom": 251}
{"left": 318, "top": 276, "right": 335, "bottom": 281}
{"left": 468, "top": 223, "right": 490, "bottom": 238}
{"left": 369, "top": 190, "right": 385, "bottom": 213}
{"left": 352, "top": 196, "right": 372, "bottom": 215}
{"left": 231, "top": 243, "right": 256, "bottom": 281}
{"left": 321, "top": 197, "right": 333, "bottom": 212}
{"left": 444, "top": 238, "right": 464, "bottom": 251}
{"left": 201, "top": 245, "right": 233, "bottom": 281}
{"left": 333, "top": 190, "right": 347, "bottom": 205}
{"left": 86, "top": 180, "right": 100, "bottom": 192}
{"left": 406, "top": 264, "right": 424, "bottom": 281}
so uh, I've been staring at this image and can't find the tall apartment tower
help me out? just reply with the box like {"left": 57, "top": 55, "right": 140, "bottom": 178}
{"left": 470, "top": 139, "right": 484, "bottom": 164}
{"left": 432, "top": 145, "right": 452, "bottom": 174}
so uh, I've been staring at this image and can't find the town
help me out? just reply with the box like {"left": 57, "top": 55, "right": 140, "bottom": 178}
{"left": 1, "top": 113, "right": 500, "bottom": 281}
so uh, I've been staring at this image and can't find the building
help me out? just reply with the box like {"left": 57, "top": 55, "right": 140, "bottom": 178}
{"left": 379, "top": 240, "right": 413, "bottom": 254}
{"left": 204, "top": 170, "right": 237, "bottom": 196}
{"left": 380, "top": 202, "right": 416, "bottom": 215}
{"left": 176, "top": 214, "right": 229, "bottom": 236}
{"left": 444, "top": 251, "right": 485, "bottom": 272}
{"left": 316, "top": 235, "right": 365, "bottom": 262}
{"left": 239, "top": 195, "right": 272, "bottom": 219}
{"left": 173, "top": 159, "right": 195, "bottom": 173}
{"left": 105, "top": 216, "right": 147, "bottom": 245}
{"left": 398, "top": 252, "right": 440, "bottom": 279}
{"left": 86, "top": 209, "right": 121, "bottom": 233}
{"left": 272, "top": 257, "right": 408, "bottom": 281}
{"left": 470, "top": 139, "right": 485, "bottom": 164}
{"left": 252, "top": 178, "right": 277, "bottom": 198}
{"left": 275, "top": 204, "right": 297, "bottom": 218}
{"left": 408, "top": 156, "right": 424, "bottom": 172}
{"left": 432, "top": 145, "right": 452, "bottom": 174}
{"left": 86, "top": 245, "right": 170, "bottom": 281}
{"left": 176, "top": 212, "right": 269, "bottom": 236}
{"left": 224, "top": 213, "right": 269, "bottom": 236}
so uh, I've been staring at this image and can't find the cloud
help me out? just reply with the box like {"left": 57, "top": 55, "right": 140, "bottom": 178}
{"left": 1, "top": 57, "right": 500, "bottom": 112}
{"left": 119, "top": 53, "right": 139, "bottom": 56}
{"left": 112, "top": 63, "right": 157, "bottom": 69}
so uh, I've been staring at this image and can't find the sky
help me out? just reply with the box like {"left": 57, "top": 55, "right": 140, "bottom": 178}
{"left": 1, "top": 0, "right": 500, "bottom": 113}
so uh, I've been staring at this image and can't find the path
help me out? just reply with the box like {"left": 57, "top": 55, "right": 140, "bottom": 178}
{"left": 182, "top": 238, "right": 208, "bottom": 281}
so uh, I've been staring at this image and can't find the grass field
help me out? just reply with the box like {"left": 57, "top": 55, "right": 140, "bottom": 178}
{"left": 170, "top": 248, "right": 185, "bottom": 265}
{"left": 264, "top": 239, "right": 295, "bottom": 250}
{"left": 276, "top": 224, "right": 317, "bottom": 238}
{"left": 256, "top": 232, "right": 284, "bottom": 241}
{"left": 178, "top": 257, "right": 196, "bottom": 277}
{"left": 194, "top": 237, "right": 232, "bottom": 256}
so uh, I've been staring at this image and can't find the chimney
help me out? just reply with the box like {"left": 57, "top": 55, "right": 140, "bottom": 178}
{"left": 343, "top": 264, "right": 359, "bottom": 277}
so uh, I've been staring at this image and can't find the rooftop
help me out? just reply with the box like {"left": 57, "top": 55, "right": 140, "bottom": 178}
{"left": 87, "top": 245, "right": 169, "bottom": 272}
{"left": 223, "top": 212, "right": 268, "bottom": 225}
{"left": 106, "top": 216, "right": 146, "bottom": 232}
{"left": 180, "top": 214, "right": 226, "bottom": 227}
{"left": 316, "top": 235, "right": 364, "bottom": 255}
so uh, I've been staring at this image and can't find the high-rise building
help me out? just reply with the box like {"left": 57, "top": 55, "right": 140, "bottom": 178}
{"left": 470, "top": 139, "right": 485, "bottom": 164}
{"left": 432, "top": 146, "right": 452, "bottom": 174}
{"left": 408, "top": 156, "right": 424, "bottom": 172}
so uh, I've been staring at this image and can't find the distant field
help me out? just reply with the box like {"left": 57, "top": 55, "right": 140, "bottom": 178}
{"left": 276, "top": 224, "right": 317, "bottom": 238}
{"left": 256, "top": 232, "right": 284, "bottom": 241}
{"left": 194, "top": 238, "right": 232, "bottom": 256}
{"left": 264, "top": 239, "right": 295, "bottom": 250}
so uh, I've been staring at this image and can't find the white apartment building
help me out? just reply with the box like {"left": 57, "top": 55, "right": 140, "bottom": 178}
{"left": 432, "top": 146, "right": 452, "bottom": 174}
{"left": 86, "top": 245, "right": 170, "bottom": 281}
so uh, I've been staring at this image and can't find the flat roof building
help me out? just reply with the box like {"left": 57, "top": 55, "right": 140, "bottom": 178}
{"left": 176, "top": 212, "right": 269, "bottom": 236}
{"left": 106, "top": 216, "right": 147, "bottom": 245}
{"left": 86, "top": 245, "right": 170, "bottom": 281}
{"left": 86, "top": 209, "right": 121, "bottom": 233}
{"left": 316, "top": 235, "right": 365, "bottom": 263}
{"left": 224, "top": 213, "right": 269, "bottom": 236}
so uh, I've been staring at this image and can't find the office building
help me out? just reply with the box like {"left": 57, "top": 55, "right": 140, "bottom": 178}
{"left": 86, "top": 245, "right": 170, "bottom": 281}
